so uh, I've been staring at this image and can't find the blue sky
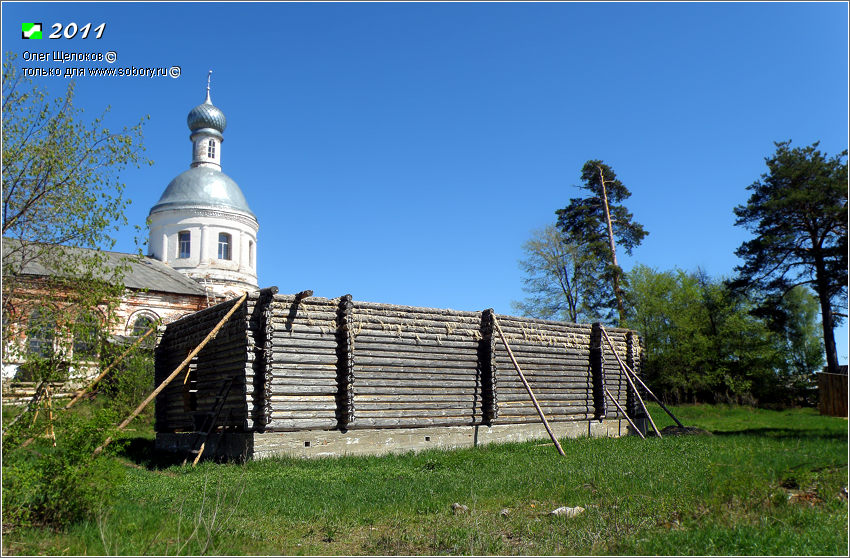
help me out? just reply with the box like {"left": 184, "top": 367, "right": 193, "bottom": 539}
{"left": 2, "top": 1, "right": 848, "bottom": 362}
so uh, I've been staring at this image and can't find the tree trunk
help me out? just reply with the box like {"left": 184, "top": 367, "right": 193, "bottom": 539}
{"left": 597, "top": 165, "right": 625, "bottom": 325}
{"left": 814, "top": 255, "right": 839, "bottom": 375}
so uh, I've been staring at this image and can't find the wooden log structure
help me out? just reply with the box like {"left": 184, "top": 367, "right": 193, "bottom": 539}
{"left": 818, "top": 366, "right": 848, "bottom": 417}
{"left": 153, "top": 289, "right": 644, "bottom": 450}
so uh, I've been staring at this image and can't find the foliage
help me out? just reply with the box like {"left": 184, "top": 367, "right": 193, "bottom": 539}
{"left": 2, "top": 406, "right": 126, "bottom": 528}
{"left": 623, "top": 265, "right": 821, "bottom": 405}
{"left": 2, "top": 406, "right": 846, "bottom": 556}
{"left": 775, "top": 286, "right": 825, "bottom": 403}
{"left": 1, "top": 51, "right": 150, "bottom": 370}
{"left": 512, "top": 225, "right": 603, "bottom": 322}
{"left": 1, "top": 51, "right": 152, "bottom": 531}
{"left": 731, "top": 140, "right": 847, "bottom": 375}
{"left": 98, "top": 339, "right": 156, "bottom": 416}
{"left": 555, "top": 160, "right": 648, "bottom": 324}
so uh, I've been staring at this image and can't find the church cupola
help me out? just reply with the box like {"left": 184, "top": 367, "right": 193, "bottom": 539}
{"left": 187, "top": 71, "right": 226, "bottom": 170}
{"left": 147, "top": 73, "right": 260, "bottom": 300}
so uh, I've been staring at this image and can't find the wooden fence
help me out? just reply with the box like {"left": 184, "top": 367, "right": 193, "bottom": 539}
{"left": 154, "top": 289, "right": 642, "bottom": 434}
{"left": 818, "top": 366, "right": 848, "bottom": 417}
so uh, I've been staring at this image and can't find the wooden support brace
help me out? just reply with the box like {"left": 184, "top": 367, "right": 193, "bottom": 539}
{"left": 93, "top": 292, "right": 248, "bottom": 456}
{"left": 606, "top": 333, "right": 684, "bottom": 428}
{"left": 493, "top": 316, "right": 565, "bottom": 457}
{"left": 65, "top": 326, "right": 157, "bottom": 410}
{"left": 600, "top": 327, "right": 661, "bottom": 438}
{"left": 604, "top": 387, "right": 645, "bottom": 440}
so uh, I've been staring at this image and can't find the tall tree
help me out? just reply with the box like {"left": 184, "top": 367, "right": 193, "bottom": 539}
{"left": 624, "top": 265, "right": 790, "bottom": 405}
{"left": 512, "top": 225, "right": 603, "bottom": 322}
{"left": 731, "top": 141, "right": 847, "bottom": 375}
{"left": 776, "top": 286, "right": 825, "bottom": 402}
{"left": 556, "top": 160, "right": 648, "bottom": 325}
{"left": 1, "top": 52, "right": 150, "bottom": 375}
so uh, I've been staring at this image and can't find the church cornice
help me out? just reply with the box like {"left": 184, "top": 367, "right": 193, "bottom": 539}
{"left": 149, "top": 206, "right": 259, "bottom": 228}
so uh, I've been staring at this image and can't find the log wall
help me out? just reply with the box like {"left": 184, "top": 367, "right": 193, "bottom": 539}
{"left": 154, "top": 288, "right": 276, "bottom": 433}
{"left": 154, "top": 289, "right": 643, "bottom": 435}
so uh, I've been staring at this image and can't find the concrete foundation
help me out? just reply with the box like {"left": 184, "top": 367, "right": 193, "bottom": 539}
{"left": 156, "top": 418, "right": 639, "bottom": 461}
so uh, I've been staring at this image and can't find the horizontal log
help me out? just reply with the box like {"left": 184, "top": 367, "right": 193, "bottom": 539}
{"left": 492, "top": 414, "right": 594, "bottom": 424}
{"left": 350, "top": 320, "right": 482, "bottom": 337}
{"left": 352, "top": 325, "right": 480, "bottom": 344}
{"left": 161, "top": 326, "right": 248, "bottom": 346}
{"left": 355, "top": 361, "right": 479, "bottom": 373}
{"left": 493, "top": 321, "right": 591, "bottom": 334}
{"left": 350, "top": 321, "right": 481, "bottom": 338}
{"left": 495, "top": 376, "right": 591, "bottom": 386}
{"left": 353, "top": 377, "right": 477, "bottom": 389}
{"left": 265, "top": 420, "right": 339, "bottom": 431}
{"left": 268, "top": 401, "right": 337, "bottom": 412}
{"left": 497, "top": 395, "right": 594, "bottom": 404}
{"left": 269, "top": 378, "right": 337, "bottom": 388}
{"left": 269, "top": 393, "right": 339, "bottom": 402}
{"left": 353, "top": 335, "right": 481, "bottom": 350}
{"left": 353, "top": 408, "right": 480, "bottom": 419}
{"left": 492, "top": 353, "right": 600, "bottom": 367}
{"left": 269, "top": 410, "right": 337, "bottom": 419}
{"left": 266, "top": 346, "right": 341, "bottom": 358}
{"left": 268, "top": 317, "right": 337, "bottom": 329}
{"left": 270, "top": 296, "right": 338, "bottom": 308}
{"left": 267, "top": 353, "right": 338, "bottom": 365}
{"left": 353, "top": 392, "right": 481, "bottom": 402}
{"left": 348, "top": 418, "right": 484, "bottom": 429}
{"left": 496, "top": 407, "right": 596, "bottom": 418}
{"left": 352, "top": 386, "right": 481, "bottom": 397}
{"left": 268, "top": 323, "right": 338, "bottom": 336}
{"left": 268, "top": 385, "right": 338, "bottom": 396}
{"left": 352, "top": 343, "right": 479, "bottom": 357}
{"left": 268, "top": 363, "right": 337, "bottom": 373}
{"left": 267, "top": 335, "right": 339, "bottom": 348}
{"left": 494, "top": 367, "right": 592, "bottom": 379}
{"left": 494, "top": 344, "right": 591, "bottom": 358}
{"left": 355, "top": 353, "right": 479, "bottom": 366}
{"left": 355, "top": 401, "right": 481, "bottom": 411}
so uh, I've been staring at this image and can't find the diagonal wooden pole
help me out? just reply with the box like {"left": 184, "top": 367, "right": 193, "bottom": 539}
{"left": 604, "top": 386, "right": 645, "bottom": 440}
{"left": 599, "top": 327, "right": 661, "bottom": 438}
{"left": 492, "top": 316, "right": 565, "bottom": 456}
{"left": 65, "top": 326, "right": 157, "bottom": 410}
{"left": 93, "top": 292, "right": 248, "bottom": 456}
{"left": 599, "top": 330, "right": 684, "bottom": 428}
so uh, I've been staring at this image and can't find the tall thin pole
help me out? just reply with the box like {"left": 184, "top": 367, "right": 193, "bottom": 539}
{"left": 600, "top": 327, "right": 661, "bottom": 437}
{"left": 492, "top": 316, "right": 565, "bottom": 456}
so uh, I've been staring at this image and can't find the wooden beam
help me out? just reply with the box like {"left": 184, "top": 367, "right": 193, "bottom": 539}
{"left": 492, "top": 316, "right": 565, "bottom": 457}
{"left": 599, "top": 327, "right": 661, "bottom": 437}
{"left": 65, "top": 326, "right": 157, "bottom": 410}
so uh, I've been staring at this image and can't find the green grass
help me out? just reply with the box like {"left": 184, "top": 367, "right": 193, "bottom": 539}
{"left": 2, "top": 404, "right": 847, "bottom": 555}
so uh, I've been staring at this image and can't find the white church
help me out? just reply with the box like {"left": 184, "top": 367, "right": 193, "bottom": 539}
{"left": 1, "top": 78, "right": 259, "bottom": 382}
{"left": 147, "top": 77, "right": 259, "bottom": 300}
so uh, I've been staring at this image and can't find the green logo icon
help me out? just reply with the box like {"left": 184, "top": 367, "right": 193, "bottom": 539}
{"left": 22, "top": 23, "right": 42, "bottom": 39}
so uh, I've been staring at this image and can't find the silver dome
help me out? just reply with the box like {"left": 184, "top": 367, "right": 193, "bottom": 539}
{"left": 187, "top": 101, "right": 226, "bottom": 133}
{"left": 150, "top": 166, "right": 254, "bottom": 217}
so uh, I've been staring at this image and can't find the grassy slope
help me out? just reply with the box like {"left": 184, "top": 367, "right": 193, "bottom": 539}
{"left": 2, "top": 404, "right": 847, "bottom": 556}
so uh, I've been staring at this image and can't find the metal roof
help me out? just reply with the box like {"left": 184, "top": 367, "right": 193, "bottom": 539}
{"left": 149, "top": 166, "right": 255, "bottom": 217}
{"left": 2, "top": 239, "right": 207, "bottom": 296}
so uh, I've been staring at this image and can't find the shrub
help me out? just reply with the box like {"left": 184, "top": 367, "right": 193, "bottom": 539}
{"left": 2, "top": 407, "right": 125, "bottom": 528}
